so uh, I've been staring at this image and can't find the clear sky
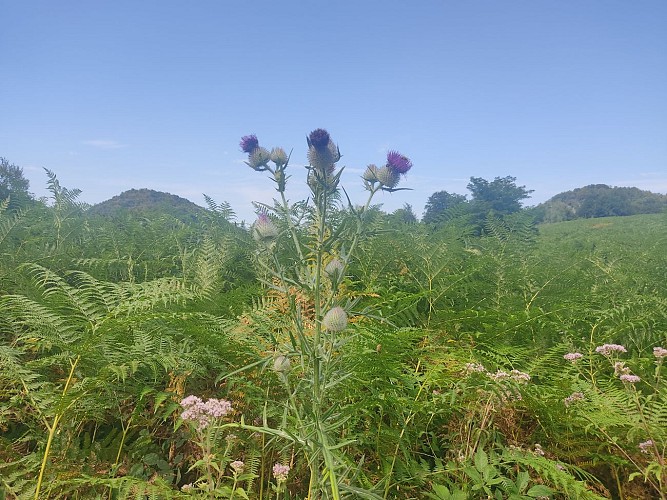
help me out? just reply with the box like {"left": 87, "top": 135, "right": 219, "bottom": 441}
{"left": 2, "top": 0, "right": 666, "bottom": 222}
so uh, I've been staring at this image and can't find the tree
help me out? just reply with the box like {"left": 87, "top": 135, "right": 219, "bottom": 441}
{"left": 0, "top": 157, "right": 31, "bottom": 208}
{"left": 467, "top": 176, "right": 533, "bottom": 216}
{"left": 389, "top": 203, "right": 418, "bottom": 224}
{"left": 422, "top": 190, "right": 467, "bottom": 224}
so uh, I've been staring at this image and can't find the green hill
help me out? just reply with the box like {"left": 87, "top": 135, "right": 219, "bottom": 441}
{"left": 535, "top": 184, "right": 667, "bottom": 222}
{"left": 88, "top": 188, "right": 207, "bottom": 223}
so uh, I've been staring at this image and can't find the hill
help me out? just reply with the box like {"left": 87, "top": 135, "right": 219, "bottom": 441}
{"left": 535, "top": 184, "right": 667, "bottom": 222}
{"left": 88, "top": 188, "right": 208, "bottom": 222}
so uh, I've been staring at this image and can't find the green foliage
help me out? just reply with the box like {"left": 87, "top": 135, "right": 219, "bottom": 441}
{"left": 536, "top": 184, "right": 667, "bottom": 222}
{"left": 467, "top": 176, "right": 534, "bottom": 216}
{"left": 422, "top": 191, "right": 467, "bottom": 225}
{"left": 0, "top": 157, "right": 32, "bottom": 209}
{"left": 1, "top": 154, "right": 666, "bottom": 498}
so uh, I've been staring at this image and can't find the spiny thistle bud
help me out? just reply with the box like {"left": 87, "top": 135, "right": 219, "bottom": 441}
{"left": 325, "top": 258, "right": 344, "bottom": 280}
{"left": 322, "top": 306, "right": 348, "bottom": 332}
{"left": 374, "top": 165, "right": 400, "bottom": 189}
{"left": 271, "top": 147, "right": 288, "bottom": 167}
{"left": 252, "top": 213, "right": 278, "bottom": 242}
{"left": 240, "top": 134, "right": 259, "bottom": 154}
{"left": 386, "top": 150, "right": 413, "bottom": 174}
{"left": 307, "top": 128, "right": 340, "bottom": 171}
{"left": 248, "top": 147, "right": 272, "bottom": 170}
{"left": 307, "top": 141, "right": 340, "bottom": 171}
{"left": 273, "top": 354, "right": 291, "bottom": 373}
{"left": 362, "top": 164, "right": 380, "bottom": 184}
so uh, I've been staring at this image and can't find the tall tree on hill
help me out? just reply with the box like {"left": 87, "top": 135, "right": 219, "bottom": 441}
{"left": 467, "top": 176, "right": 533, "bottom": 216}
{"left": 422, "top": 191, "right": 467, "bottom": 224}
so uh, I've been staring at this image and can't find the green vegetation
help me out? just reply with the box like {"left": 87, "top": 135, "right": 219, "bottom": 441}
{"left": 534, "top": 184, "right": 667, "bottom": 223}
{"left": 1, "top": 146, "right": 666, "bottom": 499}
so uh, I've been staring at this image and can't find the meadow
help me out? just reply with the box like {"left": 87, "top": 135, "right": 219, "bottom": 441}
{"left": 1, "top": 134, "right": 666, "bottom": 499}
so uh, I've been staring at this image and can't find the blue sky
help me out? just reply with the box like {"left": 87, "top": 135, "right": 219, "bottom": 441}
{"left": 2, "top": 0, "right": 666, "bottom": 222}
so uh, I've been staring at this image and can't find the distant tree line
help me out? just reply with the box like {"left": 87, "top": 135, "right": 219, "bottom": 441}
{"left": 531, "top": 184, "right": 667, "bottom": 222}
{"left": 422, "top": 176, "right": 533, "bottom": 229}
{"left": 2, "top": 157, "right": 665, "bottom": 228}
{"left": 422, "top": 178, "right": 666, "bottom": 227}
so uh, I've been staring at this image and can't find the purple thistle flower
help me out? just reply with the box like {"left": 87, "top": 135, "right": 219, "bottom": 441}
{"left": 386, "top": 150, "right": 413, "bottom": 174}
{"left": 619, "top": 374, "right": 640, "bottom": 383}
{"left": 308, "top": 128, "right": 331, "bottom": 151}
{"left": 240, "top": 134, "right": 259, "bottom": 153}
{"left": 564, "top": 352, "right": 583, "bottom": 362}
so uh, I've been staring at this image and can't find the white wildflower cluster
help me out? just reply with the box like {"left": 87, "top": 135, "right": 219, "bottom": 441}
{"left": 619, "top": 374, "right": 641, "bottom": 384}
{"left": 180, "top": 395, "right": 232, "bottom": 430}
{"left": 563, "top": 352, "right": 583, "bottom": 362}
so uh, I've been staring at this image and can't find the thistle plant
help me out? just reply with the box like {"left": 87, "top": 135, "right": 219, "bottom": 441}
{"left": 226, "top": 129, "right": 413, "bottom": 498}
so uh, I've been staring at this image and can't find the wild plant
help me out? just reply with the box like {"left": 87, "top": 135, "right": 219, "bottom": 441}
{"left": 201, "top": 129, "right": 414, "bottom": 498}
{"left": 557, "top": 343, "right": 667, "bottom": 498}
{"left": 176, "top": 395, "right": 257, "bottom": 498}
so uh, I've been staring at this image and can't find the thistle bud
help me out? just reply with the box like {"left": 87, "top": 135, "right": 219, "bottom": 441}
{"left": 307, "top": 141, "right": 340, "bottom": 171}
{"left": 252, "top": 213, "right": 278, "bottom": 242}
{"left": 273, "top": 354, "right": 291, "bottom": 373}
{"left": 271, "top": 147, "right": 288, "bottom": 167}
{"left": 322, "top": 307, "right": 348, "bottom": 332}
{"left": 362, "top": 164, "right": 380, "bottom": 184}
{"left": 246, "top": 147, "right": 272, "bottom": 171}
{"left": 325, "top": 258, "right": 344, "bottom": 280}
{"left": 374, "top": 166, "right": 400, "bottom": 189}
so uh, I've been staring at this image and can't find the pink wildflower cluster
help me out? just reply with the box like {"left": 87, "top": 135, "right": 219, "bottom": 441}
{"left": 639, "top": 439, "right": 654, "bottom": 454}
{"left": 510, "top": 369, "right": 531, "bottom": 383}
{"left": 564, "top": 392, "right": 585, "bottom": 407}
{"left": 564, "top": 352, "right": 583, "bottom": 362}
{"left": 619, "top": 374, "right": 641, "bottom": 384}
{"left": 180, "top": 395, "right": 232, "bottom": 430}
{"left": 653, "top": 347, "right": 667, "bottom": 358}
{"left": 230, "top": 460, "right": 245, "bottom": 474}
{"left": 272, "top": 463, "right": 290, "bottom": 482}
{"left": 595, "top": 344, "right": 627, "bottom": 356}
{"left": 610, "top": 361, "right": 640, "bottom": 384}
{"left": 489, "top": 369, "right": 530, "bottom": 383}
{"left": 464, "top": 362, "right": 486, "bottom": 374}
